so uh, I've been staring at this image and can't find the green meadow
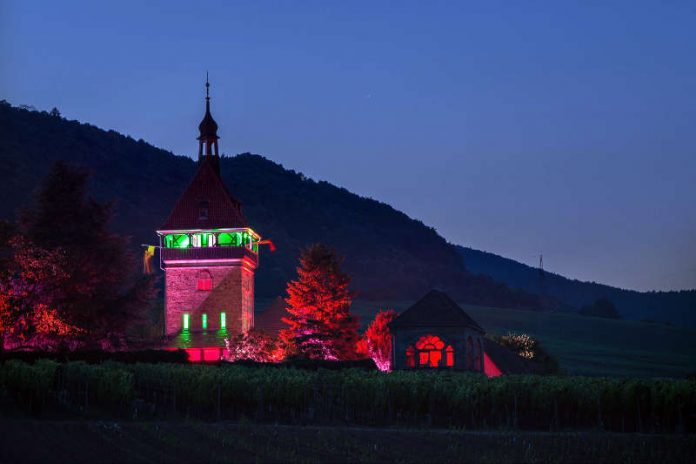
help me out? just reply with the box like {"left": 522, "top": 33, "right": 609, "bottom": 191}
{"left": 350, "top": 300, "right": 696, "bottom": 378}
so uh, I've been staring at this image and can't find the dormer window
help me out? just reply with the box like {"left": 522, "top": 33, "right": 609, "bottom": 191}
{"left": 198, "top": 200, "right": 209, "bottom": 220}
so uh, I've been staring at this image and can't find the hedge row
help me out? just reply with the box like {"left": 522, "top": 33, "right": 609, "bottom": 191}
{"left": 1, "top": 360, "right": 695, "bottom": 432}
{"left": 1, "top": 349, "right": 189, "bottom": 364}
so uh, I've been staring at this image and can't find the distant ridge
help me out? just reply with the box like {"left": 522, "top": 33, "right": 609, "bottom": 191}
{"left": 459, "top": 246, "right": 696, "bottom": 328}
{"left": 1, "top": 100, "right": 694, "bottom": 327}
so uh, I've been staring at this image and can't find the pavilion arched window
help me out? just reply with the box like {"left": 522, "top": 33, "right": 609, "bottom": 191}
{"left": 406, "top": 346, "right": 415, "bottom": 368}
{"left": 414, "top": 335, "right": 447, "bottom": 368}
{"left": 445, "top": 345, "right": 454, "bottom": 367}
{"left": 466, "top": 336, "right": 474, "bottom": 370}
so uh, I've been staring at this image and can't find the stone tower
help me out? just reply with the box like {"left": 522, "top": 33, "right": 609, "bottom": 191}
{"left": 157, "top": 80, "right": 260, "bottom": 359}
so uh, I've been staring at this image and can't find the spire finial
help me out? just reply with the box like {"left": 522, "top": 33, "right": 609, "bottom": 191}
{"left": 198, "top": 72, "right": 220, "bottom": 168}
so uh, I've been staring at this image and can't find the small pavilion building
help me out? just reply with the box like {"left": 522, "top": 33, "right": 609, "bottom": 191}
{"left": 390, "top": 290, "right": 486, "bottom": 371}
{"left": 390, "top": 290, "right": 539, "bottom": 376}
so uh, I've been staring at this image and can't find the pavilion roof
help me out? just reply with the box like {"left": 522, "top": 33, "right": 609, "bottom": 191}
{"left": 390, "top": 290, "right": 485, "bottom": 332}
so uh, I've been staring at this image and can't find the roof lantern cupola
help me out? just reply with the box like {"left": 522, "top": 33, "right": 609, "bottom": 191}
{"left": 198, "top": 73, "right": 220, "bottom": 168}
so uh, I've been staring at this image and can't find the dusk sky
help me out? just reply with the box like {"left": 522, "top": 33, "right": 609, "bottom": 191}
{"left": 2, "top": 0, "right": 695, "bottom": 292}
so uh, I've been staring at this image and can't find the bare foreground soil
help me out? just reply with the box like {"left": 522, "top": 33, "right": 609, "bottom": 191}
{"left": 0, "top": 420, "right": 694, "bottom": 464}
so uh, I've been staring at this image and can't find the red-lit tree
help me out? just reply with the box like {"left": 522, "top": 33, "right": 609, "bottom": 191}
{"left": 364, "top": 309, "right": 398, "bottom": 371}
{"left": 0, "top": 232, "right": 77, "bottom": 351}
{"left": 280, "top": 243, "right": 359, "bottom": 360}
{"left": 0, "top": 220, "right": 15, "bottom": 353}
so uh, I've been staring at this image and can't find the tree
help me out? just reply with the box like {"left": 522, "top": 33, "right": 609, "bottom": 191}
{"left": 579, "top": 297, "right": 621, "bottom": 319}
{"left": 0, "top": 220, "right": 16, "bottom": 353}
{"left": 19, "top": 161, "right": 157, "bottom": 348}
{"left": 0, "top": 227, "right": 79, "bottom": 351}
{"left": 279, "top": 243, "right": 359, "bottom": 360}
{"left": 363, "top": 309, "right": 398, "bottom": 371}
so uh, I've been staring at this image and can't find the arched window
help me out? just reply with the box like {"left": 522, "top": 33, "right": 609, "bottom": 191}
{"left": 475, "top": 338, "right": 483, "bottom": 371}
{"left": 196, "top": 270, "right": 212, "bottom": 291}
{"left": 466, "top": 336, "right": 474, "bottom": 370}
{"left": 415, "top": 335, "right": 446, "bottom": 368}
{"left": 406, "top": 346, "right": 415, "bottom": 368}
{"left": 445, "top": 345, "right": 455, "bottom": 367}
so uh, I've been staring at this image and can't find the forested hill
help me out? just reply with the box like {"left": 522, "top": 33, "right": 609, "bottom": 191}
{"left": 459, "top": 246, "right": 696, "bottom": 328}
{"left": 1, "top": 102, "right": 694, "bottom": 327}
{"left": 0, "top": 102, "right": 539, "bottom": 309}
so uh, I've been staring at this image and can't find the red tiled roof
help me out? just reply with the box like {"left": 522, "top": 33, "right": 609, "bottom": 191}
{"left": 390, "top": 290, "right": 485, "bottom": 332}
{"left": 160, "top": 159, "right": 247, "bottom": 230}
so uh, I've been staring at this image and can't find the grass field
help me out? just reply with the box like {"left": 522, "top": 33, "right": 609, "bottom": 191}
{"left": 1, "top": 420, "right": 694, "bottom": 464}
{"left": 350, "top": 300, "right": 696, "bottom": 378}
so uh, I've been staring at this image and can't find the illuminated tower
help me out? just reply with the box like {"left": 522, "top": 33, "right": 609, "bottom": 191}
{"left": 157, "top": 79, "right": 260, "bottom": 360}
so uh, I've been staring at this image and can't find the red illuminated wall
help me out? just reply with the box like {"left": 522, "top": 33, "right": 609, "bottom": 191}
{"left": 483, "top": 352, "right": 502, "bottom": 377}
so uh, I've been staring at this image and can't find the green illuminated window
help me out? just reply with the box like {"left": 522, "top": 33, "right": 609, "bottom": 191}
{"left": 218, "top": 232, "right": 242, "bottom": 247}
{"left": 193, "top": 233, "right": 214, "bottom": 248}
{"left": 182, "top": 313, "right": 190, "bottom": 330}
{"left": 220, "top": 312, "right": 226, "bottom": 328}
{"left": 165, "top": 234, "right": 190, "bottom": 249}
{"left": 202, "top": 313, "right": 207, "bottom": 330}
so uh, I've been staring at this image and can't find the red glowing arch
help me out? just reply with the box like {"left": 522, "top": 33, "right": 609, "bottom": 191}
{"left": 407, "top": 335, "right": 454, "bottom": 368}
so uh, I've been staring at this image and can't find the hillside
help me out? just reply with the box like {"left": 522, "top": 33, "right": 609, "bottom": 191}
{"left": 459, "top": 246, "right": 696, "bottom": 328}
{"left": 1, "top": 101, "right": 694, "bottom": 327}
{"left": 0, "top": 102, "right": 538, "bottom": 309}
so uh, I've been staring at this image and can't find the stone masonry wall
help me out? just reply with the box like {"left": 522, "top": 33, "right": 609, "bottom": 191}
{"left": 165, "top": 265, "right": 254, "bottom": 336}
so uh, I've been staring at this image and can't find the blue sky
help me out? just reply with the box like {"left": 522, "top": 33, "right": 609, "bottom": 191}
{"left": 2, "top": 0, "right": 695, "bottom": 291}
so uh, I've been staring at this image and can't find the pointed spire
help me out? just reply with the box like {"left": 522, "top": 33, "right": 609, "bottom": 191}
{"left": 197, "top": 73, "right": 220, "bottom": 172}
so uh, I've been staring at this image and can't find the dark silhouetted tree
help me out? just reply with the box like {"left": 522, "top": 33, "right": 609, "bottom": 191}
{"left": 19, "top": 161, "right": 157, "bottom": 348}
{"left": 579, "top": 297, "right": 621, "bottom": 319}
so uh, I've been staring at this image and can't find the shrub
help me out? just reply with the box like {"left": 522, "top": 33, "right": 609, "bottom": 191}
{"left": 224, "top": 329, "right": 284, "bottom": 363}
